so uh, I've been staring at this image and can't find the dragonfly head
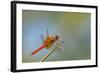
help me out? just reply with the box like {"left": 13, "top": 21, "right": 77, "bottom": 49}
{"left": 55, "top": 35, "right": 59, "bottom": 41}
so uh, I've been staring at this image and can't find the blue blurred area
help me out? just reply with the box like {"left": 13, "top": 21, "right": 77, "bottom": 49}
{"left": 22, "top": 10, "right": 91, "bottom": 63}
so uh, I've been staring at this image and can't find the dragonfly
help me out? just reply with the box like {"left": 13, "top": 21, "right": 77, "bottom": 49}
{"left": 31, "top": 29, "right": 64, "bottom": 62}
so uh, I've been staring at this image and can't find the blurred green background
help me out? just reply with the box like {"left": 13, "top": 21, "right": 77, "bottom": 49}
{"left": 22, "top": 10, "right": 91, "bottom": 63}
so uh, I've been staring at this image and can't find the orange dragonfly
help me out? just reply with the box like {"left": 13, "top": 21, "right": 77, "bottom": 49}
{"left": 31, "top": 29, "right": 59, "bottom": 55}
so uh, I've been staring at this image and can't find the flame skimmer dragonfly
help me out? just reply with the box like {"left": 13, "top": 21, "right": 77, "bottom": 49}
{"left": 31, "top": 29, "right": 64, "bottom": 62}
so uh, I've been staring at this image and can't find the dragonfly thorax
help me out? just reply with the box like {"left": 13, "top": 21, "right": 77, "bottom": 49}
{"left": 44, "top": 36, "right": 57, "bottom": 49}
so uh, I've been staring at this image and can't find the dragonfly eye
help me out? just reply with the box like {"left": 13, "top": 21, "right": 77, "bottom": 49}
{"left": 55, "top": 35, "right": 59, "bottom": 40}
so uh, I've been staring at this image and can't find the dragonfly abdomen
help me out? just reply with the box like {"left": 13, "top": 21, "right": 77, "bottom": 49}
{"left": 31, "top": 45, "right": 45, "bottom": 55}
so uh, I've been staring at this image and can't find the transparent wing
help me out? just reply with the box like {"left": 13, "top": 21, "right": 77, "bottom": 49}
{"left": 40, "top": 35, "right": 44, "bottom": 44}
{"left": 40, "top": 41, "right": 64, "bottom": 62}
{"left": 46, "top": 28, "right": 49, "bottom": 37}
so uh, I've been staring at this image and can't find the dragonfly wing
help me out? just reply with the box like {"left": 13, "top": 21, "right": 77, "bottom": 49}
{"left": 40, "top": 42, "right": 64, "bottom": 62}
{"left": 55, "top": 41, "right": 64, "bottom": 53}
{"left": 40, "top": 35, "right": 44, "bottom": 44}
{"left": 47, "top": 28, "right": 49, "bottom": 37}
{"left": 57, "top": 47, "right": 62, "bottom": 53}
